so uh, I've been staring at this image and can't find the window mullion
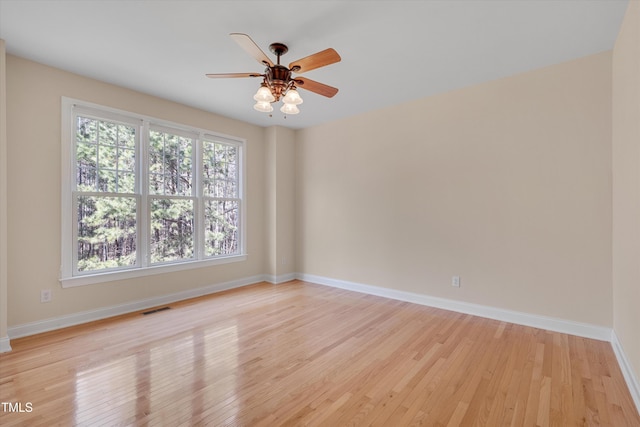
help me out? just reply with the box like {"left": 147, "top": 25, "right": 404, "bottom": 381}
{"left": 239, "top": 144, "right": 245, "bottom": 256}
{"left": 140, "top": 120, "right": 150, "bottom": 268}
{"left": 71, "top": 192, "right": 80, "bottom": 276}
{"left": 195, "top": 135, "right": 203, "bottom": 260}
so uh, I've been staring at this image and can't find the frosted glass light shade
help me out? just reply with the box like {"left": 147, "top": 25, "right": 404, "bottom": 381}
{"left": 253, "top": 86, "right": 275, "bottom": 103}
{"left": 254, "top": 101, "right": 273, "bottom": 112}
{"left": 282, "top": 88, "right": 303, "bottom": 105}
{"left": 280, "top": 103, "right": 300, "bottom": 115}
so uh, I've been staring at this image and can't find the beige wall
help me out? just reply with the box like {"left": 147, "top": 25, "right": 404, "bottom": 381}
{"left": 613, "top": 0, "right": 640, "bottom": 384}
{"left": 5, "top": 55, "right": 267, "bottom": 326}
{"left": 265, "top": 127, "right": 277, "bottom": 276}
{"left": 296, "top": 52, "right": 613, "bottom": 326}
{"left": 264, "top": 126, "right": 297, "bottom": 280}
{"left": 274, "top": 127, "right": 297, "bottom": 279}
{"left": 0, "top": 40, "right": 8, "bottom": 343}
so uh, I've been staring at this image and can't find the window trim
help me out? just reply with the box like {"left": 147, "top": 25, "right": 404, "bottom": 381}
{"left": 60, "top": 97, "right": 247, "bottom": 288}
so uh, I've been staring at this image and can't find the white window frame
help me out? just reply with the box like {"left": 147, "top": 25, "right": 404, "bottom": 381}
{"left": 60, "top": 98, "right": 247, "bottom": 288}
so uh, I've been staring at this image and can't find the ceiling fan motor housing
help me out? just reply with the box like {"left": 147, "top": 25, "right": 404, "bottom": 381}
{"left": 265, "top": 65, "right": 292, "bottom": 101}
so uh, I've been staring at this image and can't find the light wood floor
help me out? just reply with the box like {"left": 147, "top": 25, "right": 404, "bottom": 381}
{"left": 1, "top": 280, "right": 638, "bottom": 426}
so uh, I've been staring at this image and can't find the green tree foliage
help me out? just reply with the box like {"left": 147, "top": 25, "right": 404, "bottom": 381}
{"left": 203, "top": 142, "right": 239, "bottom": 257}
{"left": 204, "top": 200, "right": 238, "bottom": 256}
{"left": 77, "top": 196, "right": 136, "bottom": 271}
{"left": 76, "top": 117, "right": 137, "bottom": 271}
{"left": 148, "top": 130, "right": 194, "bottom": 263}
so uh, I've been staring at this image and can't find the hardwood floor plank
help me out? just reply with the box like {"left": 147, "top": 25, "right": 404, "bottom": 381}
{"left": 1, "top": 281, "right": 638, "bottom": 426}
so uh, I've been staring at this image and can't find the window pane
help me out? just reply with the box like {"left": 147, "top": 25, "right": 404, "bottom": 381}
{"left": 212, "top": 179, "right": 236, "bottom": 198}
{"left": 118, "top": 148, "right": 135, "bottom": 172}
{"left": 77, "top": 142, "right": 97, "bottom": 191}
{"left": 149, "top": 172, "right": 164, "bottom": 194}
{"left": 98, "top": 144, "right": 117, "bottom": 170}
{"left": 118, "top": 126, "right": 136, "bottom": 149}
{"left": 118, "top": 172, "right": 135, "bottom": 194}
{"left": 150, "top": 198, "right": 194, "bottom": 264}
{"left": 203, "top": 141, "right": 238, "bottom": 198}
{"left": 228, "top": 161, "right": 237, "bottom": 181}
{"left": 98, "top": 169, "right": 117, "bottom": 192}
{"left": 77, "top": 196, "right": 137, "bottom": 272}
{"left": 77, "top": 117, "right": 97, "bottom": 143}
{"left": 204, "top": 199, "right": 239, "bottom": 257}
{"left": 99, "top": 121, "right": 117, "bottom": 146}
{"left": 148, "top": 130, "right": 192, "bottom": 196}
{"left": 76, "top": 116, "right": 136, "bottom": 193}
{"left": 226, "top": 146, "right": 237, "bottom": 163}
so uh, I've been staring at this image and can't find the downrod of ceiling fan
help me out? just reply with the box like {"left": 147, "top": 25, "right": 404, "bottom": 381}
{"left": 269, "top": 43, "right": 288, "bottom": 65}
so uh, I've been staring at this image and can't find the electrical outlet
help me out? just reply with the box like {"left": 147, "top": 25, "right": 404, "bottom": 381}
{"left": 452, "top": 276, "right": 460, "bottom": 287}
{"left": 40, "top": 289, "right": 52, "bottom": 303}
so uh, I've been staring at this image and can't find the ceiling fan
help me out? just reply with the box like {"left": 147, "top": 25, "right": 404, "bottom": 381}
{"left": 206, "top": 33, "right": 341, "bottom": 115}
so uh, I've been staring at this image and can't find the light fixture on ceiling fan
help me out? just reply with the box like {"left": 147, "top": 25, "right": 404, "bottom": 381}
{"left": 206, "top": 33, "right": 341, "bottom": 115}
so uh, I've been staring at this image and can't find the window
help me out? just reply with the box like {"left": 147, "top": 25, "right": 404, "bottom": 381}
{"left": 61, "top": 99, "right": 246, "bottom": 287}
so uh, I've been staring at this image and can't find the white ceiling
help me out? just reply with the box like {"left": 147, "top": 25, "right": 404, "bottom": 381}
{"left": 0, "top": 0, "right": 629, "bottom": 129}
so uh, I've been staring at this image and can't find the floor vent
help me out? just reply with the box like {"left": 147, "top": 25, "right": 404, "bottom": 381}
{"left": 142, "top": 307, "right": 171, "bottom": 315}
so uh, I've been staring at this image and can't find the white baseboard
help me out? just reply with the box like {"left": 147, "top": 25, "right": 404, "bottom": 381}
{"left": 3, "top": 271, "right": 615, "bottom": 343}
{"left": 7, "top": 274, "right": 267, "bottom": 340}
{"left": 611, "top": 331, "right": 640, "bottom": 413}
{"left": 265, "top": 272, "right": 297, "bottom": 284}
{"left": 0, "top": 335, "right": 11, "bottom": 353}
{"left": 297, "top": 273, "right": 612, "bottom": 342}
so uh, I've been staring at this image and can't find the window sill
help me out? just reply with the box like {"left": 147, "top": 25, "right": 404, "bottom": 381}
{"left": 60, "top": 254, "right": 248, "bottom": 288}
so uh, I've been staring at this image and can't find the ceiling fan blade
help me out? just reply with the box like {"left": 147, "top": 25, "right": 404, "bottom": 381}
{"left": 205, "top": 73, "right": 262, "bottom": 78}
{"left": 294, "top": 77, "right": 339, "bottom": 98}
{"left": 230, "top": 33, "right": 274, "bottom": 67}
{"left": 289, "top": 48, "right": 341, "bottom": 74}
